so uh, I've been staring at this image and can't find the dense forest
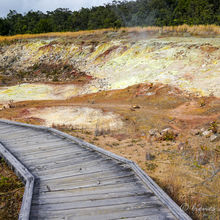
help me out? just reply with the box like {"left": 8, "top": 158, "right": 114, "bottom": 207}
{"left": 0, "top": 0, "right": 219, "bottom": 35}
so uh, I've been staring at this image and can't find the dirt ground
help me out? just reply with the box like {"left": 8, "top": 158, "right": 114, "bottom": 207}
{"left": 0, "top": 82, "right": 220, "bottom": 219}
{"left": 0, "top": 158, "right": 24, "bottom": 220}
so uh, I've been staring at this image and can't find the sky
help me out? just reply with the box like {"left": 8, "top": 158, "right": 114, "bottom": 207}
{"left": 0, "top": 0, "right": 113, "bottom": 18}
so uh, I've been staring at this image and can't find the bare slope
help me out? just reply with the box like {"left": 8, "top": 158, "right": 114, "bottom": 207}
{"left": 0, "top": 32, "right": 219, "bottom": 103}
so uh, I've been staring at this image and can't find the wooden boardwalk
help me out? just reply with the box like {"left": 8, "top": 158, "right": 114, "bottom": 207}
{"left": 0, "top": 120, "right": 191, "bottom": 220}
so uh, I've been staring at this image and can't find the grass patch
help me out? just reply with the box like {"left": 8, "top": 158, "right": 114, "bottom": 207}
{"left": 0, "top": 25, "right": 219, "bottom": 45}
{"left": 0, "top": 158, "right": 24, "bottom": 219}
{"left": 145, "top": 162, "right": 158, "bottom": 171}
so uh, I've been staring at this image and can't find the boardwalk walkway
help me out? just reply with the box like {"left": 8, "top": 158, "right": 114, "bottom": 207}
{"left": 0, "top": 120, "right": 191, "bottom": 220}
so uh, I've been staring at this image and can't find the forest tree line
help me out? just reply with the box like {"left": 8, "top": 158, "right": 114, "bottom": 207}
{"left": 0, "top": 0, "right": 219, "bottom": 35}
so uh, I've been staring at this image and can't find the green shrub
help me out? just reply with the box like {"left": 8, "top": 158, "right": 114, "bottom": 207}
{"left": 162, "top": 131, "right": 176, "bottom": 141}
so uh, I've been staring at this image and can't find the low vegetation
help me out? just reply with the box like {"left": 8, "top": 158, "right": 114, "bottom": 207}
{"left": 0, "top": 24, "right": 219, "bottom": 46}
{"left": 0, "top": 62, "right": 92, "bottom": 86}
{"left": 0, "top": 158, "right": 24, "bottom": 220}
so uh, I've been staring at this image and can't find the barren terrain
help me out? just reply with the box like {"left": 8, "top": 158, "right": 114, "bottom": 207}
{"left": 0, "top": 29, "right": 219, "bottom": 219}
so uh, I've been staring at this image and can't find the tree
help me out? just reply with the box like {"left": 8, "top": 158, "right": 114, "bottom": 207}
{"left": 0, "top": 18, "right": 10, "bottom": 35}
{"left": 0, "top": 0, "right": 219, "bottom": 36}
{"left": 35, "top": 19, "right": 52, "bottom": 33}
{"left": 47, "top": 8, "right": 72, "bottom": 31}
{"left": 173, "top": 0, "right": 215, "bottom": 25}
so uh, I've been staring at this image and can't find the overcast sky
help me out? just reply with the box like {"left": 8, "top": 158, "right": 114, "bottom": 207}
{"left": 0, "top": 0, "right": 114, "bottom": 18}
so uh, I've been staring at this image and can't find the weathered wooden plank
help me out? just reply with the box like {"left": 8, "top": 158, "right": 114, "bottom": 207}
{"left": 30, "top": 211, "right": 175, "bottom": 220}
{"left": 36, "top": 175, "right": 135, "bottom": 191}
{"left": 37, "top": 171, "right": 135, "bottom": 190}
{"left": 34, "top": 175, "right": 138, "bottom": 193}
{"left": 122, "top": 214, "right": 176, "bottom": 220}
{"left": 0, "top": 122, "right": 28, "bottom": 129}
{"left": 32, "top": 192, "right": 157, "bottom": 209}
{"left": 0, "top": 130, "right": 29, "bottom": 137}
{"left": 38, "top": 166, "right": 132, "bottom": 182}
{"left": 34, "top": 181, "right": 146, "bottom": 198}
{"left": 32, "top": 191, "right": 155, "bottom": 205}
{"left": 30, "top": 202, "right": 172, "bottom": 218}
{"left": 16, "top": 149, "right": 89, "bottom": 162}
{"left": 35, "top": 162, "right": 125, "bottom": 181}
{"left": 0, "top": 128, "right": 55, "bottom": 139}
{"left": 26, "top": 154, "right": 103, "bottom": 169}
{"left": 0, "top": 123, "right": 45, "bottom": 134}
{"left": 33, "top": 181, "right": 146, "bottom": 199}
{"left": 0, "top": 133, "right": 41, "bottom": 142}
{"left": 0, "top": 128, "right": 39, "bottom": 137}
{"left": 21, "top": 149, "right": 94, "bottom": 164}
{"left": 8, "top": 141, "right": 80, "bottom": 154}
{"left": 5, "top": 141, "right": 67, "bottom": 153}
{"left": 10, "top": 144, "right": 86, "bottom": 158}
{"left": 78, "top": 211, "right": 176, "bottom": 220}
{"left": 1, "top": 135, "right": 64, "bottom": 146}
{"left": 29, "top": 154, "right": 105, "bottom": 172}
{"left": 5, "top": 135, "right": 58, "bottom": 144}
{"left": 31, "top": 212, "right": 175, "bottom": 220}
{"left": 33, "top": 158, "right": 116, "bottom": 176}
{"left": 0, "top": 125, "right": 29, "bottom": 133}
{"left": 0, "top": 124, "right": 34, "bottom": 132}
{"left": 31, "top": 195, "right": 163, "bottom": 211}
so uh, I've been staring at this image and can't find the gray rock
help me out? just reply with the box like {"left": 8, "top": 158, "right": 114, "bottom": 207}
{"left": 200, "top": 128, "right": 206, "bottom": 133}
{"left": 202, "top": 130, "right": 212, "bottom": 138}
{"left": 191, "top": 129, "right": 200, "bottom": 136}
{"left": 149, "top": 129, "right": 159, "bottom": 136}
{"left": 161, "top": 128, "right": 171, "bottom": 134}
{"left": 146, "top": 153, "right": 155, "bottom": 161}
{"left": 178, "top": 143, "right": 185, "bottom": 151}
{"left": 198, "top": 153, "right": 209, "bottom": 165}
{"left": 210, "top": 134, "right": 220, "bottom": 142}
{"left": 146, "top": 92, "right": 156, "bottom": 96}
{"left": 3, "top": 56, "right": 8, "bottom": 61}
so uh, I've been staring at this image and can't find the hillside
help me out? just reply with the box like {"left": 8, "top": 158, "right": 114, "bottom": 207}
{"left": 0, "top": 29, "right": 219, "bottom": 101}
{"left": 0, "top": 29, "right": 220, "bottom": 219}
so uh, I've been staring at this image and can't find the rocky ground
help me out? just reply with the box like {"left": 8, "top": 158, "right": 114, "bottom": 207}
{"left": 0, "top": 30, "right": 219, "bottom": 219}
{"left": 0, "top": 31, "right": 219, "bottom": 97}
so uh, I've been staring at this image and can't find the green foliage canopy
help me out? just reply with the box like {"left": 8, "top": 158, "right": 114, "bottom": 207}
{"left": 0, "top": 0, "right": 219, "bottom": 35}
